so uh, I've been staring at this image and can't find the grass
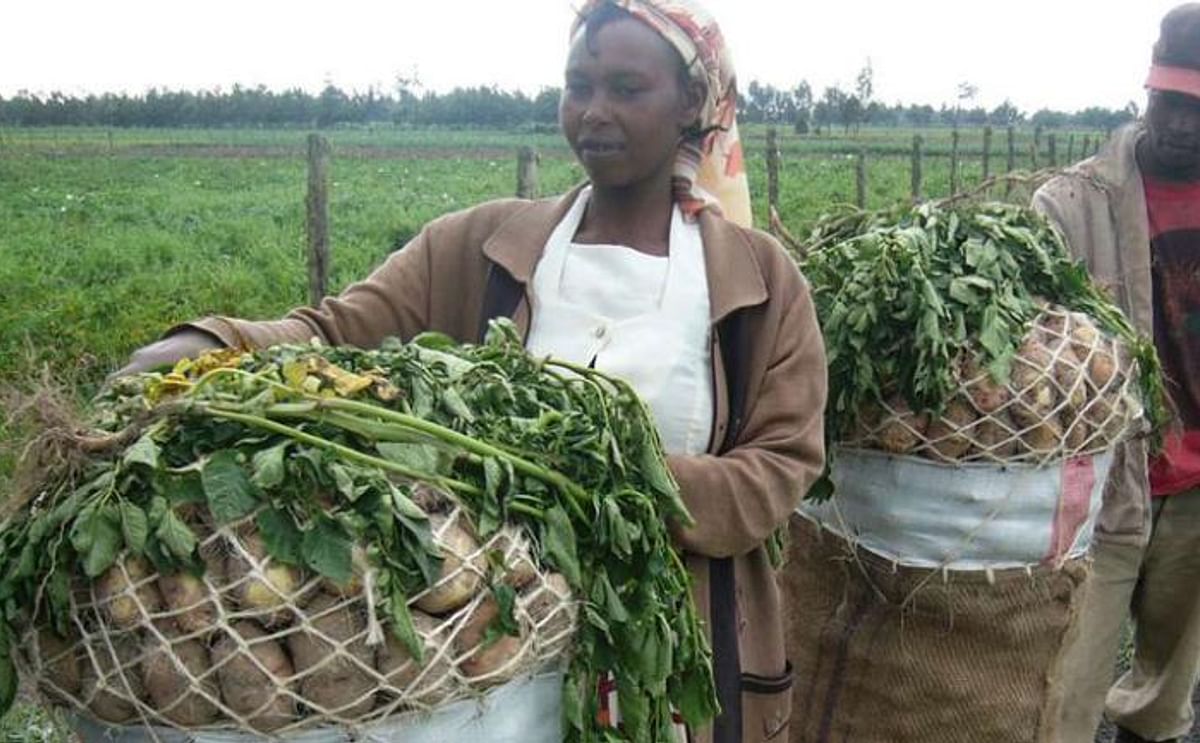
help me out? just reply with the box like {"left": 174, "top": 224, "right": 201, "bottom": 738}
{"left": 0, "top": 701, "right": 71, "bottom": 743}
{"left": 0, "top": 123, "right": 1084, "bottom": 387}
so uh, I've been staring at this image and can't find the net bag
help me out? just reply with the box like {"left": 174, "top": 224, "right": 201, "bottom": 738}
{"left": 21, "top": 495, "right": 577, "bottom": 737}
{"left": 845, "top": 303, "right": 1143, "bottom": 466}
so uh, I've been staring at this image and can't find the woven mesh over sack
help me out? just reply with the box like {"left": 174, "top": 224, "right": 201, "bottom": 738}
{"left": 844, "top": 304, "right": 1144, "bottom": 465}
{"left": 20, "top": 497, "right": 577, "bottom": 737}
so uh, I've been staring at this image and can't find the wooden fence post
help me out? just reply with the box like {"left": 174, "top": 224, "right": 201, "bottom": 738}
{"left": 950, "top": 129, "right": 961, "bottom": 196}
{"left": 1066, "top": 134, "right": 1075, "bottom": 164}
{"left": 1005, "top": 126, "right": 1016, "bottom": 197}
{"left": 766, "top": 127, "right": 780, "bottom": 214}
{"left": 1081, "top": 135, "right": 1092, "bottom": 161}
{"left": 855, "top": 148, "right": 867, "bottom": 208}
{"left": 516, "top": 146, "right": 539, "bottom": 199}
{"left": 1048, "top": 133, "right": 1058, "bottom": 167}
{"left": 911, "top": 134, "right": 924, "bottom": 202}
{"left": 306, "top": 133, "right": 331, "bottom": 308}
{"left": 982, "top": 126, "right": 993, "bottom": 184}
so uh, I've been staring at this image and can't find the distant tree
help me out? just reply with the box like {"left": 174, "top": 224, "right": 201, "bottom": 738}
{"left": 866, "top": 101, "right": 897, "bottom": 127}
{"left": 316, "top": 84, "right": 350, "bottom": 128}
{"left": 741, "top": 81, "right": 796, "bottom": 125}
{"left": 855, "top": 60, "right": 874, "bottom": 129}
{"left": 839, "top": 94, "right": 863, "bottom": 134}
{"left": 532, "top": 87, "right": 561, "bottom": 124}
{"left": 813, "top": 86, "right": 845, "bottom": 134}
{"left": 906, "top": 103, "right": 936, "bottom": 127}
{"left": 1030, "top": 108, "right": 1070, "bottom": 128}
{"left": 955, "top": 81, "right": 978, "bottom": 127}
{"left": 962, "top": 106, "right": 989, "bottom": 126}
{"left": 0, "top": 78, "right": 1152, "bottom": 131}
{"left": 792, "top": 81, "right": 813, "bottom": 133}
{"left": 989, "top": 99, "right": 1024, "bottom": 126}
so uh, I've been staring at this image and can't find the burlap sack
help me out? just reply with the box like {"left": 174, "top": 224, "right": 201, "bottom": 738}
{"left": 783, "top": 514, "right": 1089, "bottom": 743}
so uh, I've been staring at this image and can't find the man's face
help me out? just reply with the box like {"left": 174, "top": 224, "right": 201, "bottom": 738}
{"left": 1143, "top": 89, "right": 1200, "bottom": 178}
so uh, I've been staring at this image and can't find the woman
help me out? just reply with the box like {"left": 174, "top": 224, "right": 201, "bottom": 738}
{"left": 120, "top": 2, "right": 826, "bottom": 741}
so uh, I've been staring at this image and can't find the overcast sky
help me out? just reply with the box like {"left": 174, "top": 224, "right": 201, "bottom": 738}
{"left": 1, "top": 0, "right": 1182, "bottom": 113}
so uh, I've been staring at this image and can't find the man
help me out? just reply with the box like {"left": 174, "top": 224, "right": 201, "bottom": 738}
{"left": 1033, "top": 4, "right": 1200, "bottom": 742}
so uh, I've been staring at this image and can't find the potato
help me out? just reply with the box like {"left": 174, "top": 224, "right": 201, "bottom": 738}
{"left": 226, "top": 532, "right": 304, "bottom": 627}
{"left": 959, "top": 356, "right": 1011, "bottom": 415}
{"left": 95, "top": 556, "right": 162, "bottom": 630}
{"left": 494, "top": 527, "right": 538, "bottom": 590}
{"left": 1010, "top": 339, "right": 1056, "bottom": 426}
{"left": 158, "top": 570, "right": 220, "bottom": 637}
{"left": 81, "top": 636, "right": 146, "bottom": 724}
{"left": 287, "top": 593, "right": 376, "bottom": 719}
{"left": 1064, "top": 418, "right": 1093, "bottom": 452}
{"left": 1043, "top": 336, "right": 1087, "bottom": 409}
{"left": 1068, "top": 313, "right": 1101, "bottom": 360}
{"left": 1039, "top": 308, "right": 1068, "bottom": 342}
{"left": 377, "top": 610, "right": 454, "bottom": 706}
{"left": 1088, "top": 342, "right": 1118, "bottom": 389}
{"left": 1085, "top": 391, "right": 1133, "bottom": 446}
{"left": 455, "top": 596, "right": 526, "bottom": 688}
{"left": 141, "top": 632, "right": 220, "bottom": 726}
{"left": 968, "top": 412, "right": 1019, "bottom": 462}
{"left": 320, "top": 545, "right": 368, "bottom": 598}
{"left": 1021, "top": 416, "right": 1064, "bottom": 456}
{"left": 875, "top": 395, "right": 928, "bottom": 455}
{"left": 520, "top": 573, "right": 576, "bottom": 653}
{"left": 925, "top": 397, "right": 978, "bottom": 461}
{"left": 211, "top": 621, "right": 297, "bottom": 732}
{"left": 36, "top": 628, "right": 81, "bottom": 698}
{"left": 847, "top": 400, "right": 884, "bottom": 447}
{"left": 413, "top": 513, "right": 484, "bottom": 614}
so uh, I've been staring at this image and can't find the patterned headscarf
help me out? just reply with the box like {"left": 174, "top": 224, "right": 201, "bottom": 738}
{"left": 571, "top": 0, "right": 753, "bottom": 228}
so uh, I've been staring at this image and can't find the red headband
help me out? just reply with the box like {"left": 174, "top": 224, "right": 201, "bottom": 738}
{"left": 1146, "top": 63, "right": 1200, "bottom": 98}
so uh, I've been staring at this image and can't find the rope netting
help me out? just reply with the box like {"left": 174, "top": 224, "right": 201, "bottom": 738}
{"left": 20, "top": 497, "right": 577, "bottom": 736}
{"left": 843, "top": 304, "right": 1144, "bottom": 466}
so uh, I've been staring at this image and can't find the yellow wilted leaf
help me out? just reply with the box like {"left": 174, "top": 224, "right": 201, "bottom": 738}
{"left": 371, "top": 378, "right": 401, "bottom": 402}
{"left": 332, "top": 372, "right": 373, "bottom": 397}
{"left": 146, "top": 372, "right": 192, "bottom": 403}
{"left": 283, "top": 360, "right": 310, "bottom": 390}
{"left": 183, "top": 348, "right": 248, "bottom": 378}
{"left": 309, "top": 357, "right": 374, "bottom": 397}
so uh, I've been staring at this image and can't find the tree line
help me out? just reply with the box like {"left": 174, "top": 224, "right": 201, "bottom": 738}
{"left": 0, "top": 79, "right": 1139, "bottom": 132}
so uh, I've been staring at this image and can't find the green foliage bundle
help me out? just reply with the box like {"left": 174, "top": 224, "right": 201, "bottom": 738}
{"left": 0, "top": 321, "right": 717, "bottom": 741}
{"left": 800, "top": 201, "right": 1167, "bottom": 487}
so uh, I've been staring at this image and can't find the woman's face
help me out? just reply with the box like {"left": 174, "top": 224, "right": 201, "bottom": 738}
{"left": 559, "top": 17, "right": 702, "bottom": 191}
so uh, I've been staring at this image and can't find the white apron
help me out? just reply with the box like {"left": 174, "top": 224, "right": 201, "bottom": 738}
{"left": 526, "top": 188, "right": 713, "bottom": 456}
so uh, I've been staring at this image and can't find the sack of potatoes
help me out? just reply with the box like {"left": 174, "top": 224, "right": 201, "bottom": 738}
{"left": 3, "top": 334, "right": 717, "bottom": 742}
{"left": 845, "top": 303, "right": 1144, "bottom": 465}
{"left": 24, "top": 495, "right": 577, "bottom": 734}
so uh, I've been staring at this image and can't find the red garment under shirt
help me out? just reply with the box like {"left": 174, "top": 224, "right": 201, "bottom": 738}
{"left": 1143, "top": 175, "right": 1200, "bottom": 496}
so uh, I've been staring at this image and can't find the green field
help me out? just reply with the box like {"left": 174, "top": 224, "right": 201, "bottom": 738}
{"left": 0, "top": 124, "right": 1094, "bottom": 388}
{"left": 0, "top": 121, "right": 1121, "bottom": 740}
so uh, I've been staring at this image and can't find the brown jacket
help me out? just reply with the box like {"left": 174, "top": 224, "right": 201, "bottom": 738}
{"left": 1032, "top": 124, "right": 1151, "bottom": 547}
{"left": 189, "top": 185, "right": 828, "bottom": 743}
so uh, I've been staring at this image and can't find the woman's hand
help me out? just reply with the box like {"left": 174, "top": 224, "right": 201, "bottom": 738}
{"left": 108, "top": 328, "right": 223, "bottom": 382}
